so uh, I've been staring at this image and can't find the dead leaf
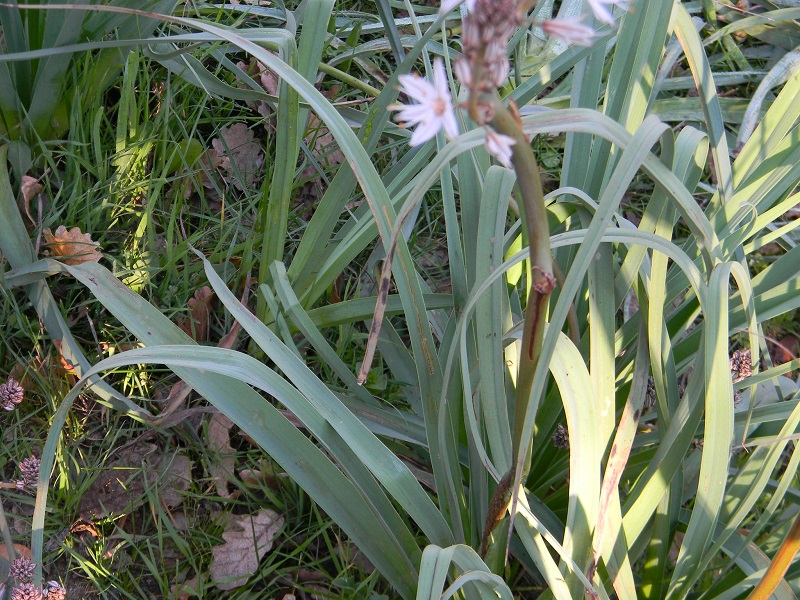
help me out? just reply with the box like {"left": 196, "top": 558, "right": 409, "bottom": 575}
{"left": 302, "top": 114, "right": 345, "bottom": 177}
{"left": 171, "top": 574, "right": 207, "bottom": 600}
{"left": 236, "top": 59, "right": 277, "bottom": 120}
{"left": 159, "top": 454, "right": 194, "bottom": 508}
{"left": 52, "top": 338, "right": 79, "bottom": 375}
{"left": 18, "top": 175, "right": 43, "bottom": 226}
{"left": 211, "top": 123, "right": 264, "bottom": 189}
{"left": 210, "top": 509, "right": 284, "bottom": 590}
{"left": 177, "top": 286, "right": 214, "bottom": 342}
{"left": 42, "top": 225, "right": 102, "bottom": 265}
{"left": 239, "top": 460, "right": 285, "bottom": 490}
{"left": 208, "top": 413, "right": 237, "bottom": 498}
{"left": 0, "top": 544, "right": 32, "bottom": 561}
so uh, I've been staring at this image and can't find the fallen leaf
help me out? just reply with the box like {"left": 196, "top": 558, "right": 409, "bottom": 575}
{"left": 42, "top": 225, "right": 102, "bottom": 265}
{"left": 239, "top": 460, "right": 285, "bottom": 491}
{"left": 159, "top": 453, "right": 194, "bottom": 508}
{"left": 18, "top": 175, "right": 43, "bottom": 226}
{"left": 236, "top": 59, "right": 277, "bottom": 120}
{"left": 208, "top": 413, "right": 237, "bottom": 498}
{"left": 171, "top": 574, "right": 207, "bottom": 600}
{"left": 210, "top": 509, "right": 284, "bottom": 590}
{"left": 211, "top": 123, "right": 264, "bottom": 189}
{"left": 0, "top": 544, "right": 32, "bottom": 561}
{"left": 177, "top": 286, "right": 214, "bottom": 342}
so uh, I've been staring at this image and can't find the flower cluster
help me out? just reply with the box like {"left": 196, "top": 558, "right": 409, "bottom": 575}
{"left": 8, "top": 556, "right": 66, "bottom": 600}
{"left": 0, "top": 377, "right": 24, "bottom": 411}
{"left": 9, "top": 582, "right": 66, "bottom": 600}
{"left": 10, "top": 558, "right": 37, "bottom": 582}
{"left": 389, "top": 58, "right": 458, "bottom": 147}
{"left": 730, "top": 348, "right": 753, "bottom": 384}
{"left": 16, "top": 455, "right": 41, "bottom": 490}
{"left": 538, "top": 0, "right": 630, "bottom": 46}
{"left": 10, "top": 582, "right": 43, "bottom": 600}
{"left": 44, "top": 582, "right": 67, "bottom": 600}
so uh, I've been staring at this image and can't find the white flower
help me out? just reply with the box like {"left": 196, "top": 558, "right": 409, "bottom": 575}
{"left": 390, "top": 58, "right": 459, "bottom": 147}
{"left": 485, "top": 129, "right": 516, "bottom": 168}
{"left": 439, "top": 0, "right": 475, "bottom": 15}
{"left": 586, "top": 0, "right": 628, "bottom": 25}
{"left": 540, "top": 18, "right": 597, "bottom": 46}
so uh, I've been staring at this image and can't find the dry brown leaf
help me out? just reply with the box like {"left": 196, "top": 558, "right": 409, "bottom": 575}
{"left": 171, "top": 574, "right": 207, "bottom": 600}
{"left": 19, "top": 175, "right": 43, "bottom": 226}
{"left": 236, "top": 59, "right": 277, "bottom": 120}
{"left": 0, "top": 544, "right": 32, "bottom": 561}
{"left": 159, "top": 454, "right": 194, "bottom": 508}
{"left": 239, "top": 460, "right": 285, "bottom": 491}
{"left": 211, "top": 123, "right": 264, "bottom": 189}
{"left": 302, "top": 114, "right": 345, "bottom": 177}
{"left": 42, "top": 225, "right": 102, "bottom": 265}
{"left": 177, "top": 286, "right": 214, "bottom": 342}
{"left": 210, "top": 509, "right": 284, "bottom": 590}
{"left": 208, "top": 413, "right": 237, "bottom": 498}
{"left": 172, "top": 576, "right": 199, "bottom": 600}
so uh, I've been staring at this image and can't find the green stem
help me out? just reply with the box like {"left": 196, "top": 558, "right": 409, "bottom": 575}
{"left": 476, "top": 97, "right": 554, "bottom": 554}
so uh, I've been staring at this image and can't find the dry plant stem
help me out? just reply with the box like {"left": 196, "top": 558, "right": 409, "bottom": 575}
{"left": 477, "top": 96, "right": 554, "bottom": 556}
{"left": 748, "top": 510, "right": 800, "bottom": 600}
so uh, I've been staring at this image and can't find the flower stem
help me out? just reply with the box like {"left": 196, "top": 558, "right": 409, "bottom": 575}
{"left": 477, "top": 96, "right": 554, "bottom": 554}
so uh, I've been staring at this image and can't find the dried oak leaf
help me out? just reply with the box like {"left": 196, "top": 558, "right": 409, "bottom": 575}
{"left": 210, "top": 509, "right": 284, "bottom": 590}
{"left": 211, "top": 123, "right": 264, "bottom": 189}
{"left": 42, "top": 225, "right": 102, "bottom": 265}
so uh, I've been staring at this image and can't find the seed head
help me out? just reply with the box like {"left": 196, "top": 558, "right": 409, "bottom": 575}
{"left": 0, "top": 377, "right": 24, "bottom": 411}
{"left": 16, "top": 456, "right": 41, "bottom": 490}
{"left": 730, "top": 348, "right": 752, "bottom": 383}
{"left": 44, "top": 581, "right": 67, "bottom": 600}
{"left": 552, "top": 424, "right": 570, "bottom": 449}
{"left": 10, "top": 583, "right": 44, "bottom": 600}
{"left": 9, "top": 557, "right": 36, "bottom": 583}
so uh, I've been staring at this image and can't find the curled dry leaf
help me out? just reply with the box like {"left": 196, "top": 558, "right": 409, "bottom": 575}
{"left": 18, "top": 175, "right": 43, "bottom": 226}
{"left": 177, "top": 286, "right": 214, "bottom": 342}
{"left": 239, "top": 460, "right": 285, "bottom": 491}
{"left": 42, "top": 225, "right": 102, "bottom": 265}
{"left": 210, "top": 509, "right": 284, "bottom": 590}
